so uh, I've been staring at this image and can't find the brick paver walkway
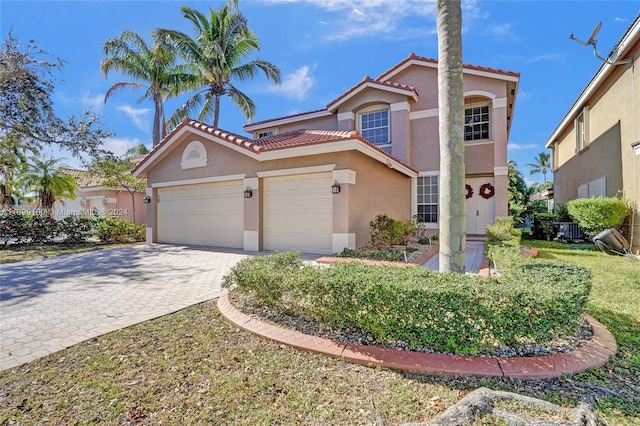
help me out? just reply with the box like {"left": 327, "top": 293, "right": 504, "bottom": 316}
{"left": 0, "top": 244, "right": 248, "bottom": 370}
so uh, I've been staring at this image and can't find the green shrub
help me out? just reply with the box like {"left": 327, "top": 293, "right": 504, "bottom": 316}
{"left": 554, "top": 203, "right": 571, "bottom": 222}
{"left": 57, "top": 216, "right": 95, "bottom": 243}
{"left": 336, "top": 246, "right": 414, "bottom": 262}
{"left": 532, "top": 212, "right": 556, "bottom": 240}
{"left": 222, "top": 251, "right": 308, "bottom": 308}
{"left": 486, "top": 216, "right": 521, "bottom": 244}
{"left": 226, "top": 250, "right": 592, "bottom": 355}
{"left": 369, "top": 214, "right": 415, "bottom": 248}
{"left": 95, "top": 216, "right": 141, "bottom": 242}
{"left": 0, "top": 210, "right": 29, "bottom": 245}
{"left": 0, "top": 210, "right": 58, "bottom": 245}
{"left": 566, "top": 197, "right": 629, "bottom": 237}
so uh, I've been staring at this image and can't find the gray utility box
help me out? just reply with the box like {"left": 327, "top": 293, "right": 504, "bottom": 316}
{"left": 593, "top": 228, "right": 630, "bottom": 256}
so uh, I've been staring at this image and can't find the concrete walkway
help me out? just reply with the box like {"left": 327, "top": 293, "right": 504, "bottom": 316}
{"left": 423, "top": 240, "right": 488, "bottom": 273}
{"left": 0, "top": 244, "right": 248, "bottom": 370}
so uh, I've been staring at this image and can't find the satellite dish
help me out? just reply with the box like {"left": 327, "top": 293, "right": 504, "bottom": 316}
{"left": 587, "top": 21, "right": 602, "bottom": 45}
{"left": 569, "top": 21, "right": 601, "bottom": 47}
{"left": 569, "top": 21, "right": 633, "bottom": 66}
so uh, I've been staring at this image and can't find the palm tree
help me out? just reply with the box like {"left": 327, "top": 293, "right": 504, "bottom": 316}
{"left": 154, "top": 4, "right": 281, "bottom": 129}
{"left": 101, "top": 31, "right": 191, "bottom": 146}
{"left": 19, "top": 157, "right": 78, "bottom": 212}
{"left": 526, "top": 152, "right": 551, "bottom": 185}
{"left": 436, "top": 0, "right": 465, "bottom": 273}
{"left": 1, "top": 132, "right": 32, "bottom": 207}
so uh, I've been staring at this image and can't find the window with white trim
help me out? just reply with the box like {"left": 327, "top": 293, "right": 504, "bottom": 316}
{"left": 464, "top": 103, "right": 491, "bottom": 141}
{"left": 417, "top": 175, "right": 438, "bottom": 223}
{"left": 258, "top": 131, "right": 273, "bottom": 139}
{"left": 360, "top": 109, "right": 389, "bottom": 145}
{"left": 575, "top": 107, "right": 589, "bottom": 152}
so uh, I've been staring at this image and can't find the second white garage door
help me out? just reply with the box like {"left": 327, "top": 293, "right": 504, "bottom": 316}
{"left": 263, "top": 173, "right": 333, "bottom": 254}
{"left": 157, "top": 181, "right": 244, "bottom": 248}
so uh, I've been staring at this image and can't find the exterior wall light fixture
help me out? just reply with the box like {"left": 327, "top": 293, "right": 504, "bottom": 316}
{"left": 244, "top": 187, "right": 253, "bottom": 198}
{"left": 142, "top": 195, "right": 151, "bottom": 204}
{"left": 331, "top": 180, "right": 341, "bottom": 194}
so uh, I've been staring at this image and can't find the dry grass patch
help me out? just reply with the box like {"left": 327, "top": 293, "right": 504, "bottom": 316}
{"left": 0, "top": 301, "right": 457, "bottom": 425}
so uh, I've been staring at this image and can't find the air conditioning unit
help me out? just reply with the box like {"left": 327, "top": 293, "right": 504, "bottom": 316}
{"left": 557, "top": 222, "right": 584, "bottom": 241}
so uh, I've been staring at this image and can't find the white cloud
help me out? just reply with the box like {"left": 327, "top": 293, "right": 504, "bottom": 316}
{"left": 80, "top": 91, "right": 105, "bottom": 111}
{"left": 266, "top": 66, "right": 314, "bottom": 101}
{"left": 487, "top": 22, "right": 517, "bottom": 40}
{"left": 117, "top": 105, "right": 151, "bottom": 132}
{"left": 102, "top": 137, "right": 148, "bottom": 158}
{"left": 526, "top": 53, "right": 563, "bottom": 63}
{"left": 508, "top": 143, "right": 539, "bottom": 151}
{"left": 265, "top": 0, "right": 486, "bottom": 41}
{"left": 269, "top": 0, "right": 439, "bottom": 41}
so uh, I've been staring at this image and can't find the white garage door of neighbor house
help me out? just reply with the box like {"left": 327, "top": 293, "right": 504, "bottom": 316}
{"left": 263, "top": 173, "right": 333, "bottom": 254}
{"left": 157, "top": 181, "right": 244, "bottom": 248}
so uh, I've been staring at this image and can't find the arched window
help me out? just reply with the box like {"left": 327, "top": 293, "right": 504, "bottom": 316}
{"left": 180, "top": 141, "right": 208, "bottom": 169}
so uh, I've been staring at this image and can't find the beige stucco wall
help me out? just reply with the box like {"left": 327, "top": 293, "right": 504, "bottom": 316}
{"left": 144, "top": 132, "right": 412, "bottom": 250}
{"left": 551, "top": 37, "right": 640, "bottom": 249}
{"left": 237, "top": 60, "right": 517, "bottom": 236}
{"left": 55, "top": 188, "right": 146, "bottom": 224}
{"left": 340, "top": 152, "right": 413, "bottom": 248}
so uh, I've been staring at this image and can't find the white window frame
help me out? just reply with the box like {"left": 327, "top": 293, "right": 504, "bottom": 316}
{"left": 358, "top": 105, "right": 390, "bottom": 147}
{"left": 416, "top": 173, "right": 439, "bottom": 226}
{"left": 464, "top": 101, "right": 491, "bottom": 142}
{"left": 575, "top": 106, "right": 589, "bottom": 152}
{"left": 258, "top": 130, "right": 274, "bottom": 139}
{"left": 180, "top": 140, "right": 208, "bottom": 170}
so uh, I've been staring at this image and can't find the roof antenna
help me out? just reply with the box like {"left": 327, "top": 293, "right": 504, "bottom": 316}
{"left": 570, "top": 21, "right": 633, "bottom": 66}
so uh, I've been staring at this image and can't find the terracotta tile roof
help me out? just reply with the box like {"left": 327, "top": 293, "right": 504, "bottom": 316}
{"left": 133, "top": 118, "right": 418, "bottom": 176}
{"left": 327, "top": 75, "right": 418, "bottom": 110}
{"left": 253, "top": 129, "right": 362, "bottom": 151}
{"left": 164, "top": 119, "right": 366, "bottom": 153}
{"left": 61, "top": 168, "right": 103, "bottom": 188}
{"left": 378, "top": 52, "right": 521, "bottom": 80}
{"left": 243, "top": 108, "right": 329, "bottom": 130}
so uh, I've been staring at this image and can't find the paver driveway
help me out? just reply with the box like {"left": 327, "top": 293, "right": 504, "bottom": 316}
{"left": 0, "top": 244, "right": 248, "bottom": 371}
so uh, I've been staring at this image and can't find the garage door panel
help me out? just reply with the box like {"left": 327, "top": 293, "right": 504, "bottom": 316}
{"left": 264, "top": 174, "right": 333, "bottom": 254}
{"left": 157, "top": 181, "right": 243, "bottom": 248}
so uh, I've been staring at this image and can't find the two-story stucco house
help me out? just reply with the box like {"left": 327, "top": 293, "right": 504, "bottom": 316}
{"left": 133, "top": 53, "right": 520, "bottom": 254}
{"left": 545, "top": 15, "right": 639, "bottom": 250}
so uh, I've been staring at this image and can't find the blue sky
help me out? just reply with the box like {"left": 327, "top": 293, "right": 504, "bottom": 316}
{"left": 2, "top": 0, "right": 639, "bottom": 185}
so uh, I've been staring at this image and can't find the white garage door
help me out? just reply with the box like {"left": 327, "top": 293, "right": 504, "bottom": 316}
{"left": 157, "top": 181, "right": 244, "bottom": 248}
{"left": 263, "top": 173, "right": 333, "bottom": 254}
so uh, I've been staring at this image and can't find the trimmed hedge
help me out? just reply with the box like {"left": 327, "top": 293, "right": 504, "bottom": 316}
{"left": 566, "top": 197, "right": 629, "bottom": 237}
{"left": 223, "top": 249, "right": 592, "bottom": 355}
{"left": 0, "top": 210, "right": 145, "bottom": 246}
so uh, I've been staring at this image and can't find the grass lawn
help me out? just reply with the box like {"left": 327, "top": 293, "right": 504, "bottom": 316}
{"left": 0, "top": 241, "right": 639, "bottom": 424}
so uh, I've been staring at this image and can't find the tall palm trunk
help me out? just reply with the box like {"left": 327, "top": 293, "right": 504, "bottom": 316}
{"left": 213, "top": 94, "right": 221, "bottom": 128}
{"left": 437, "top": 0, "right": 466, "bottom": 273}
{"left": 152, "top": 92, "right": 163, "bottom": 146}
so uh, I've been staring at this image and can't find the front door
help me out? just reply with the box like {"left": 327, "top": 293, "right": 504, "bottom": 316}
{"left": 465, "top": 177, "right": 495, "bottom": 235}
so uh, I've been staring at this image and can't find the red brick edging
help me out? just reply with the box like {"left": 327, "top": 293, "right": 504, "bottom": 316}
{"left": 217, "top": 292, "right": 617, "bottom": 379}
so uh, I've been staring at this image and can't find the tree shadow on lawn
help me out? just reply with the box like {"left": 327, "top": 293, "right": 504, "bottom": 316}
{"left": 397, "top": 307, "right": 640, "bottom": 419}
